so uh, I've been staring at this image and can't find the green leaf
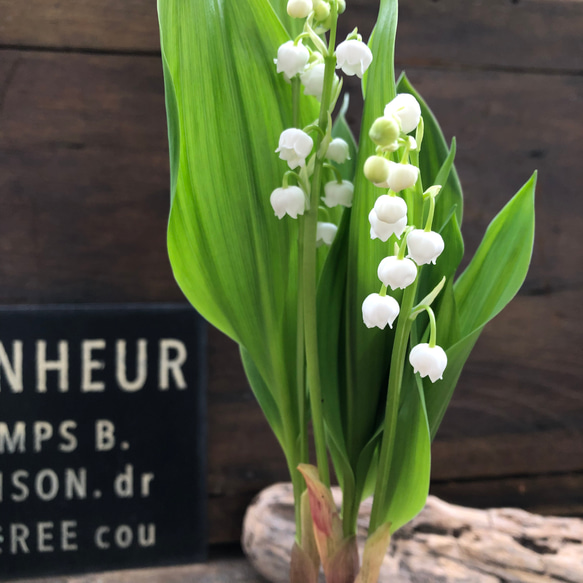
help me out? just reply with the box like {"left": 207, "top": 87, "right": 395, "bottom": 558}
{"left": 425, "top": 172, "right": 537, "bottom": 438}
{"left": 240, "top": 346, "right": 285, "bottom": 447}
{"left": 382, "top": 367, "right": 431, "bottom": 531}
{"left": 317, "top": 210, "right": 351, "bottom": 464}
{"left": 455, "top": 172, "right": 537, "bottom": 336}
{"left": 158, "top": 0, "right": 319, "bottom": 461}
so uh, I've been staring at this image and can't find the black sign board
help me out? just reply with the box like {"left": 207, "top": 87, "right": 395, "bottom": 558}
{"left": 0, "top": 304, "right": 206, "bottom": 579}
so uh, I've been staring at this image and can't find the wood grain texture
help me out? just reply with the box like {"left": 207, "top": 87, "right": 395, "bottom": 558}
{"left": 344, "top": 0, "right": 583, "bottom": 72}
{"left": 2, "top": 0, "right": 583, "bottom": 73}
{"left": 0, "top": 0, "right": 160, "bottom": 53}
{"left": 0, "top": 50, "right": 179, "bottom": 303}
{"left": 432, "top": 473, "right": 583, "bottom": 519}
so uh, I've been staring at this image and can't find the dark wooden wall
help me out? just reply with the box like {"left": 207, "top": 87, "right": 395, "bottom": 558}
{"left": 1, "top": 0, "right": 582, "bottom": 544}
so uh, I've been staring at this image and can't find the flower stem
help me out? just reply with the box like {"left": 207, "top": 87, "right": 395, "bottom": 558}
{"left": 368, "top": 278, "right": 418, "bottom": 533}
{"left": 291, "top": 76, "right": 308, "bottom": 542}
{"left": 301, "top": 4, "right": 339, "bottom": 489}
{"left": 370, "top": 142, "right": 425, "bottom": 533}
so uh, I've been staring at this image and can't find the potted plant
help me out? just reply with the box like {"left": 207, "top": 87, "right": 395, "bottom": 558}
{"left": 157, "top": 0, "right": 535, "bottom": 581}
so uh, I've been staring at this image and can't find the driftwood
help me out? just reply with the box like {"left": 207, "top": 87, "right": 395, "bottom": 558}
{"left": 242, "top": 483, "right": 583, "bottom": 583}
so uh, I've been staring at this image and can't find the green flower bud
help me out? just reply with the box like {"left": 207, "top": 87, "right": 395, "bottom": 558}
{"left": 337, "top": 0, "right": 346, "bottom": 14}
{"left": 369, "top": 115, "right": 400, "bottom": 148}
{"left": 363, "top": 156, "right": 390, "bottom": 186}
{"left": 314, "top": 0, "right": 330, "bottom": 21}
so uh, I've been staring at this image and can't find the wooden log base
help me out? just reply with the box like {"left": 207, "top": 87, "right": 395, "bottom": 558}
{"left": 243, "top": 483, "right": 583, "bottom": 583}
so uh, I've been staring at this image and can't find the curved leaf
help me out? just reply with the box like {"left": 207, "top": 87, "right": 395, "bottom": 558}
{"left": 158, "top": 0, "right": 319, "bottom": 458}
{"left": 425, "top": 172, "right": 536, "bottom": 438}
{"left": 382, "top": 367, "right": 431, "bottom": 532}
{"left": 455, "top": 173, "right": 537, "bottom": 336}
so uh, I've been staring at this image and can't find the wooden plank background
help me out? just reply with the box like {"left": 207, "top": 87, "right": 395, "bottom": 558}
{"left": 1, "top": 0, "right": 582, "bottom": 545}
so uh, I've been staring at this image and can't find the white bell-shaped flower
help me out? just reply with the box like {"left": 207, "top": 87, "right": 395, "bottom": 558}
{"left": 369, "top": 209, "right": 407, "bottom": 242}
{"left": 276, "top": 128, "right": 313, "bottom": 169}
{"left": 326, "top": 138, "right": 350, "bottom": 164}
{"left": 335, "top": 39, "right": 373, "bottom": 78}
{"left": 387, "top": 161, "right": 419, "bottom": 192}
{"left": 374, "top": 194, "right": 407, "bottom": 224}
{"left": 363, "top": 156, "right": 390, "bottom": 187}
{"left": 409, "top": 343, "right": 447, "bottom": 383}
{"left": 301, "top": 63, "right": 339, "bottom": 101}
{"left": 270, "top": 186, "right": 306, "bottom": 219}
{"left": 275, "top": 41, "right": 310, "bottom": 78}
{"left": 407, "top": 229, "right": 445, "bottom": 265}
{"left": 322, "top": 180, "right": 353, "bottom": 208}
{"left": 287, "top": 0, "right": 312, "bottom": 18}
{"left": 362, "top": 293, "right": 400, "bottom": 330}
{"left": 316, "top": 222, "right": 338, "bottom": 246}
{"left": 384, "top": 93, "right": 421, "bottom": 134}
{"left": 377, "top": 256, "right": 417, "bottom": 290}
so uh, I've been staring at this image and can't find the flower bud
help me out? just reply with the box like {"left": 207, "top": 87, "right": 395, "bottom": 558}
{"left": 313, "top": 0, "right": 330, "bottom": 21}
{"left": 270, "top": 186, "right": 306, "bottom": 219}
{"left": 335, "top": 39, "right": 373, "bottom": 78}
{"left": 387, "top": 161, "right": 419, "bottom": 192}
{"left": 384, "top": 93, "right": 421, "bottom": 134}
{"left": 337, "top": 0, "right": 346, "bottom": 13}
{"left": 373, "top": 194, "right": 407, "bottom": 224}
{"left": 326, "top": 138, "right": 350, "bottom": 164}
{"left": 275, "top": 41, "right": 310, "bottom": 78}
{"left": 362, "top": 293, "right": 400, "bottom": 330}
{"left": 369, "top": 116, "right": 400, "bottom": 149}
{"left": 409, "top": 343, "right": 447, "bottom": 383}
{"left": 316, "top": 221, "right": 338, "bottom": 246}
{"left": 323, "top": 180, "right": 353, "bottom": 208}
{"left": 276, "top": 128, "right": 313, "bottom": 169}
{"left": 301, "top": 63, "right": 339, "bottom": 101}
{"left": 363, "top": 156, "right": 390, "bottom": 186}
{"left": 369, "top": 209, "right": 407, "bottom": 242}
{"left": 287, "top": 0, "right": 313, "bottom": 18}
{"left": 406, "top": 229, "right": 445, "bottom": 265}
{"left": 377, "top": 256, "right": 417, "bottom": 290}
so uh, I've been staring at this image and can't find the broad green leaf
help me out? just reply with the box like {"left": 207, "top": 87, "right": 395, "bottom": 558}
{"left": 381, "top": 367, "right": 431, "bottom": 531}
{"left": 435, "top": 278, "right": 461, "bottom": 349}
{"left": 240, "top": 346, "right": 285, "bottom": 447}
{"left": 455, "top": 173, "right": 537, "bottom": 336}
{"left": 159, "top": 0, "right": 319, "bottom": 463}
{"left": 424, "top": 326, "right": 483, "bottom": 440}
{"left": 425, "top": 173, "right": 536, "bottom": 438}
{"left": 317, "top": 210, "right": 351, "bottom": 467}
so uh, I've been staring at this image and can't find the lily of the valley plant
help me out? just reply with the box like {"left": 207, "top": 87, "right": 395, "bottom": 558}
{"left": 158, "top": 0, "right": 535, "bottom": 581}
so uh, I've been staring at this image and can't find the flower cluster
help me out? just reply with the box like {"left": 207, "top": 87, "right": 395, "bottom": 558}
{"left": 361, "top": 94, "right": 448, "bottom": 383}
{"left": 269, "top": 0, "right": 375, "bottom": 247}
